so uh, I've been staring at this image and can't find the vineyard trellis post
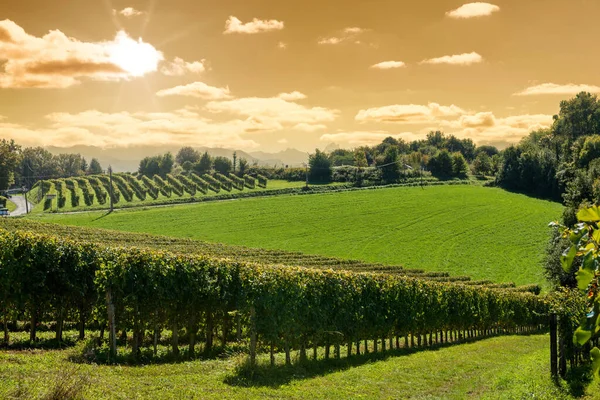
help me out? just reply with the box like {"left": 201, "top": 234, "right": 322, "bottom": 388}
{"left": 550, "top": 313, "right": 557, "bottom": 377}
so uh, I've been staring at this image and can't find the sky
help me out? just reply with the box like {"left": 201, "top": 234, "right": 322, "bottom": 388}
{"left": 1, "top": 0, "right": 599, "bottom": 153}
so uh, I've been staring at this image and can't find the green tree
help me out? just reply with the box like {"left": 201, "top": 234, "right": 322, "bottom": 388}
{"left": 194, "top": 152, "right": 213, "bottom": 175}
{"left": 452, "top": 152, "right": 469, "bottom": 178}
{"left": 0, "top": 139, "right": 21, "bottom": 190}
{"left": 428, "top": 150, "right": 453, "bottom": 178}
{"left": 159, "top": 153, "right": 175, "bottom": 177}
{"left": 213, "top": 156, "right": 233, "bottom": 175}
{"left": 308, "top": 149, "right": 332, "bottom": 183}
{"left": 577, "top": 135, "right": 600, "bottom": 168}
{"left": 87, "top": 158, "right": 103, "bottom": 175}
{"left": 176, "top": 147, "right": 200, "bottom": 165}
{"left": 379, "top": 146, "right": 400, "bottom": 183}
{"left": 472, "top": 152, "right": 492, "bottom": 176}
{"left": 182, "top": 161, "right": 194, "bottom": 173}
{"left": 238, "top": 158, "right": 249, "bottom": 176}
{"left": 232, "top": 152, "right": 237, "bottom": 173}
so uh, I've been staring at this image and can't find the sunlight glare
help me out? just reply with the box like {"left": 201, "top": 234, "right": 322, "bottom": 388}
{"left": 108, "top": 31, "right": 163, "bottom": 77}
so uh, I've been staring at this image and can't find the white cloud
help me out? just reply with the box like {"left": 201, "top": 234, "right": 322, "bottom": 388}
{"left": 420, "top": 52, "right": 483, "bottom": 66}
{"left": 205, "top": 96, "right": 339, "bottom": 129}
{"left": 446, "top": 3, "right": 500, "bottom": 19}
{"left": 293, "top": 123, "right": 327, "bottom": 132}
{"left": 277, "top": 138, "right": 288, "bottom": 144}
{"left": 277, "top": 41, "right": 287, "bottom": 49}
{"left": 278, "top": 91, "right": 307, "bottom": 101}
{"left": 514, "top": 83, "right": 600, "bottom": 96}
{"left": 224, "top": 16, "right": 284, "bottom": 34}
{"left": 0, "top": 20, "right": 162, "bottom": 88}
{"left": 160, "top": 57, "right": 206, "bottom": 76}
{"left": 318, "top": 27, "right": 368, "bottom": 45}
{"left": 156, "top": 82, "right": 232, "bottom": 100}
{"left": 355, "top": 103, "right": 467, "bottom": 124}
{"left": 370, "top": 61, "right": 406, "bottom": 70}
{"left": 116, "top": 7, "right": 145, "bottom": 18}
{"left": 0, "top": 109, "right": 264, "bottom": 149}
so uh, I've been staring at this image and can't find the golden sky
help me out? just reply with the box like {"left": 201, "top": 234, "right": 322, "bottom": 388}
{"left": 1, "top": 0, "right": 599, "bottom": 152}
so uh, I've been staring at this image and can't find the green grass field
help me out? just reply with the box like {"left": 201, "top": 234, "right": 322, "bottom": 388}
{"left": 0, "top": 334, "right": 586, "bottom": 399}
{"left": 32, "top": 185, "right": 562, "bottom": 286}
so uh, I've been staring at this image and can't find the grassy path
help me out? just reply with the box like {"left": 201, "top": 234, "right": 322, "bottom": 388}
{"left": 0, "top": 334, "right": 583, "bottom": 399}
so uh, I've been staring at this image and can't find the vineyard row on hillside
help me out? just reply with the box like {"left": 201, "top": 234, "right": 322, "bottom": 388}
{"left": 0, "top": 219, "right": 540, "bottom": 293}
{"left": 0, "top": 230, "right": 548, "bottom": 363}
{"left": 29, "top": 172, "right": 264, "bottom": 211}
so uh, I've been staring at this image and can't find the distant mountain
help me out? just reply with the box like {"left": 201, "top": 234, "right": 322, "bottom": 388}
{"left": 249, "top": 148, "right": 309, "bottom": 167}
{"left": 45, "top": 145, "right": 306, "bottom": 172}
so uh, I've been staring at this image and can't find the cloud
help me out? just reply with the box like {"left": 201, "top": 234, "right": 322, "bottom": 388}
{"left": 114, "top": 7, "right": 145, "bottom": 18}
{"left": 514, "top": 83, "right": 600, "bottom": 96}
{"left": 293, "top": 123, "right": 327, "bottom": 132}
{"left": 278, "top": 91, "right": 307, "bottom": 101}
{"left": 0, "top": 20, "right": 162, "bottom": 88}
{"left": 420, "top": 52, "right": 483, "bottom": 65}
{"left": 156, "top": 82, "right": 232, "bottom": 100}
{"left": 224, "top": 16, "right": 284, "bottom": 34}
{"left": 160, "top": 57, "right": 206, "bottom": 76}
{"left": 320, "top": 131, "right": 418, "bottom": 146}
{"left": 318, "top": 27, "right": 368, "bottom": 45}
{"left": 370, "top": 61, "right": 406, "bottom": 70}
{"left": 277, "top": 41, "right": 287, "bottom": 49}
{"left": 446, "top": 2, "right": 500, "bottom": 19}
{"left": 0, "top": 109, "right": 266, "bottom": 149}
{"left": 355, "top": 103, "right": 467, "bottom": 124}
{"left": 428, "top": 112, "right": 554, "bottom": 148}
{"left": 205, "top": 95, "right": 339, "bottom": 130}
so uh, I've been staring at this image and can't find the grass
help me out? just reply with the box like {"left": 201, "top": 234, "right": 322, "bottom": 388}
{"left": 6, "top": 199, "right": 16, "bottom": 212}
{"left": 31, "top": 185, "right": 562, "bottom": 286}
{"left": 0, "top": 334, "right": 588, "bottom": 399}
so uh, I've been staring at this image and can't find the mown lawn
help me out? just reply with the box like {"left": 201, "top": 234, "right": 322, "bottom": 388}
{"left": 0, "top": 334, "right": 585, "bottom": 399}
{"left": 33, "top": 185, "right": 562, "bottom": 286}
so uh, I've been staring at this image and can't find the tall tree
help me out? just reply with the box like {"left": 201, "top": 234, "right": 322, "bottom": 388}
{"left": 379, "top": 146, "right": 400, "bottom": 183}
{"left": 159, "top": 153, "right": 175, "bottom": 177}
{"left": 213, "top": 156, "right": 233, "bottom": 175}
{"left": 176, "top": 147, "right": 200, "bottom": 165}
{"left": 87, "top": 158, "right": 103, "bottom": 175}
{"left": 308, "top": 149, "right": 332, "bottom": 183}
{"left": 194, "top": 152, "right": 213, "bottom": 175}
{"left": 238, "top": 158, "right": 249, "bottom": 176}
{"left": 0, "top": 139, "right": 21, "bottom": 190}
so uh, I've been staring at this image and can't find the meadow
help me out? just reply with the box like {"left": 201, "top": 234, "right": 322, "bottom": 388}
{"left": 32, "top": 185, "right": 563, "bottom": 286}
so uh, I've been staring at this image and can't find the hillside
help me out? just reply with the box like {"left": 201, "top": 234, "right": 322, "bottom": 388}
{"left": 30, "top": 185, "right": 562, "bottom": 286}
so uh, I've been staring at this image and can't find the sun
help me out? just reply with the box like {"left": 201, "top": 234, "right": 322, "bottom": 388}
{"left": 108, "top": 31, "right": 163, "bottom": 77}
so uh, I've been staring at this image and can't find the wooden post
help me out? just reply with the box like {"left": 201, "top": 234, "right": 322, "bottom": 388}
{"left": 550, "top": 313, "right": 558, "bottom": 377}
{"left": 106, "top": 289, "right": 117, "bottom": 361}
{"left": 249, "top": 307, "right": 257, "bottom": 367}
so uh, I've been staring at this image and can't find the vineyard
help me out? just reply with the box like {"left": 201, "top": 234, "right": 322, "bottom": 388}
{"left": 27, "top": 172, "right": 272, "bottom": 212}
{"left": 0, "top": 224, "right": 549, "bottom": 367}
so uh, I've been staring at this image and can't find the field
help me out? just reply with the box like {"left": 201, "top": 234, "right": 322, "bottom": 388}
{"left": 0, "top": 333, "right": 586, "bottom": 399}
{"left": 31, "top": 185, "right": 563, "bottom": 286}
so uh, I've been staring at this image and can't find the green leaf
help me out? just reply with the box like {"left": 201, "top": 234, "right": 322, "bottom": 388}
{"left": 592, "top": 347, "right": 600, "bottom": 378}
{"left": 576, "top": 268, "right": 594, "bottom": 291}
{"left": 578, "top": 206, "right": 600, "bottom": 222}
{"left": 574, "top": 326, "right": 593, "bottom": 346}
{"left": 593, "top": 229, "right": 600, "bottom": 244}
{"left": 561, "top": 246, "right": 577, "bottom": 272}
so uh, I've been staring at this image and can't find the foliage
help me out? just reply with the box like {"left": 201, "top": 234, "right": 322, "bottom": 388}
{"left": 428, "top": 150, "right": 453, "bottom": 178}
{"left": 452, "top": 152, "right": 469, "bottom": 178}
{"left": 473, "top": 152, "right": 492, "bottom": 176}
{"left": 0, "top": 229, "right": 548, "bottom": 363}
{"left": 553, "top": 205, "right": 600, "bottom": 376}
{"left": 308, "top": 149, "right": 332, "bottom": 184}
{"left": 378, "top": 147, "right": 400, "bottom": 184}
{"left": 87, "top": 158, "right": 103, "bottom": 175}
{"left": 214, "top": 157, "right": 233, "bottom": 176}
{"left": 176, "top": 147, "right": 200, "bottom": 165}
{"left": 194, "top": 152, "right": 213, "bottom": 176}
{"left": 0, "top": 139, "right": 21, "bottom": 191}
